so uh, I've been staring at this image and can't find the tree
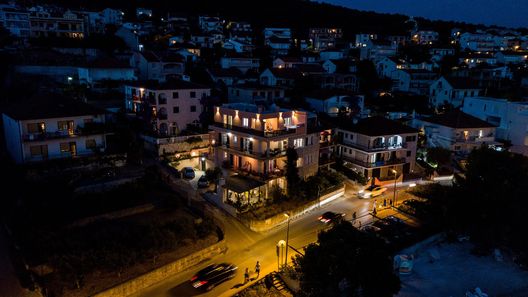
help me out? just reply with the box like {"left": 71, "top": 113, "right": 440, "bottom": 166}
{"left": 205, "top": 167, "right": 223, "bottom": 191}
{"left": 293, "top": 222, "right": 400, "bottom": 297}
{"left": 426, "top": 147, "right": 452, "bottom": 168}
{"left": 285, "top": 147, "right": 300, "bottom": 195}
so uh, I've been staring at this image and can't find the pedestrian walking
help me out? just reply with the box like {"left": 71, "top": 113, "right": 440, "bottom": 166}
{"left": 373, "top": 207, "right": 377, "bottom": 216}
{"left": 244, "top": 268, "right": 249, "bottom": 284}
{"left": 255, "top": 261, "right": 261, "bottom": 277}
{"left": 373, "top": 199, "right": 377, "bottom": 211}
{"left": 383, "top": 199, "right": 387, "bottom": 207}
{"left": 352, "top": 211, "right": 357, "bottom": 220}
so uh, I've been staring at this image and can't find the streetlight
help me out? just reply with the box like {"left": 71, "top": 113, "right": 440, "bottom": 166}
{"left": 284, "top": 213, "right": 290, "bottom": 268}
{"left": 391, "top": 169, "right": 398, "bottom": 207}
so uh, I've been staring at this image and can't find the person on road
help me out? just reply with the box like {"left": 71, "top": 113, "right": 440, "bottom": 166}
{"left": 244, "top": 268, "right": 249, "bottom": 284}
{"left": 255, "top": 261, "right": 261, "bottom": 277}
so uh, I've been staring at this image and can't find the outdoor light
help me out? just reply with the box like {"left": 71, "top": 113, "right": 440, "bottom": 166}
{"left": 201, "top": 157, "right": 205, "bottom": 161}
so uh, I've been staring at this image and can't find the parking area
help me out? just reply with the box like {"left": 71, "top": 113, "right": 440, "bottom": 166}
{"left": 168, "top": 158, "right": 215, "bottom": 190}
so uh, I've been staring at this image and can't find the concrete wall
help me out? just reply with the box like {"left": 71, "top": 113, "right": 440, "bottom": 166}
{"left": 92, "top": 239, "right": 227, "bottom": 297}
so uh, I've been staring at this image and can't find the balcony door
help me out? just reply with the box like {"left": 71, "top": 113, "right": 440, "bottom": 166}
{"left": 58, "top": 120, "right": 74, "bottom": 135}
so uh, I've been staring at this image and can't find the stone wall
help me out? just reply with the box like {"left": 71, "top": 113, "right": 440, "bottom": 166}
{"left": 91, "top": 239, "right": 227, "bottom": 297}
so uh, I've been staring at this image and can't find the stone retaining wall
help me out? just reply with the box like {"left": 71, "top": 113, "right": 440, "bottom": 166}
{"left": 91, "top": 239, "right": 227, "bottom": 297}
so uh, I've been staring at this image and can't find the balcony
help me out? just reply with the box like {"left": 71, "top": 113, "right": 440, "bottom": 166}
{"left": 212, "top": 122, "right": 299, "bottom": 138}
{"left": 345, "top": 156, "right": 407, "bottom": 168}
{"left": 215, "top": 144, "right": 287, "bottom": 160}
{"left": 343, "top": 141, "right": 408, "bottom": 152}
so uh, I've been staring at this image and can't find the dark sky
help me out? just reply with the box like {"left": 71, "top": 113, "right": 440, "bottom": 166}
{"left": 320, "top": 0, "right": 528, "bottom": 29}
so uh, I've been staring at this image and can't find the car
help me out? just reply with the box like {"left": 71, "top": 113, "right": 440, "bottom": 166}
{"left": 182, "top": 167, "right": 195, "bottom": 179}
{"left": 190, "top": 263, "right": 238, "bottom": 291}
{"left": 358, "top": 185, "right": 387, "bottom": 198}
{"left": 318, "top": 211, "right": 345, "bottom": 224}
{"left": 197, "top": 175, "right": 210, "bottom": 188}
{"left": 361, "top": 225, "right": 381, "bottom": 234}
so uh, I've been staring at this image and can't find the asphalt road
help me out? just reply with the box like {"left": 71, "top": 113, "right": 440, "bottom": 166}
{"left": 131, "top": 186, "right": 388, "bottom": 297}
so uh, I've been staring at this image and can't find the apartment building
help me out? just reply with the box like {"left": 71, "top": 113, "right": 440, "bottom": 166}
{"left": 125, "top": 80, "right": 210, "bottom": 137}
{"left": 2, "top": 100, "right": 108, "bottom": 164}
{"left": 335, "top": 116, "right": 419, "bottom": 180}
{"left": 308, "top": 27, "right": 343, "bottom": 51}
{"left": 210, "top": 103, "right": 319, "bottom": 204}
{"left": 29, "top": 8, "right": 84, "bottom": 39}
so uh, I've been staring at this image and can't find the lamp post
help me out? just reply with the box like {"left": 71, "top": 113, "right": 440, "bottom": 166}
{"left": 391, "top": 169, "right": 398, "bottom": 207}
{"left": 284, "top": 213, "right": 290, "bottom": 268}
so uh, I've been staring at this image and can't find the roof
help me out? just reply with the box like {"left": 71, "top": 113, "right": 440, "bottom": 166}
{"left": 209, "top": 67, "right": 243, "bottom": 78}
{"left": 420, "top": 110, "right": 496, "bottom": 129}
{"left": 305, "top": 89, "right": 356, "bottom": 100}
{"left": 293, "top": 63, "right": 325, "bottom": 73}
{"left": 4, "top": 98, "right": 105, "bottom": 120}
{"left": 400, "top": 69, "right": 435, "bottom": 74}
{"left": 339, "top": 116, "right": 419, "bottom": 136}
{"left": 86, "top": 58, "right": 131, "bottom": 69}
{"left": 268, "top": 68, "right": 301, "bottom": 79}
{"left": 128, "top": 80, "right": 209, "bottom": 90}
{"left": 225, "top": 175, "right": 266, "bottom": 193}
{"left": 267, "top": 36, "right": 291, "bottom": 44}
{"left": 497, "top": 51, "right": 528, "bottom": 56}
{"left": 141, "top": 51, "right": 160, "bottom": 62}
{"left": 276, "top": 57, "right": 302, "bottom": 63}
{"left": 444, "top": 77, "right": 482, "bottom": 89}
{"left": 231, "top": 82, "right": 281, "bottom": 90}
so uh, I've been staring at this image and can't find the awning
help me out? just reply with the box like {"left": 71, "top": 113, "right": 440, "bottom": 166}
{"left": 225, "top": 175, "right": 266, "bottom": 193}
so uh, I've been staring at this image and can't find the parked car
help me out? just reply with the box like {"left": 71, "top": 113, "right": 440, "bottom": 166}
{"left": 318, "top": 211, "right": 345, "bottom": 224}
{"left": 361, "top": 225, "right": 381, "bottom": 234}
{"left": 197, "top": 175, "right": 210, "bottom": 188}
{"left": 190, "top": 263, "right": 238, "bottom": 291}
{"left": 358, "top": 185, "right": 387, "bottom": 198}
{"left": 182, "top": 167, "right": 195, "bottom": 179}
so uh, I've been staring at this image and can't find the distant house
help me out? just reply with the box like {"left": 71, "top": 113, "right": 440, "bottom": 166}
{"left": 355, "top": 33, "right": 377, "bottom": 47}
{"left": 429, "top": 47, "right": 456, "bottom": 62}
{"left": 429, "top": 76, "right": 482, "bottom": 108}
{"left": 391, "top": 69, "right": 437, "bottom": 95}
{"left": 309, "top": 27, "right": 342, "bottom": 51}
{"left": 411, "top": 110, "right": 497, "bottom": 153}
{"left": 459, "top": 53, "right": 497, "bottom": 68}
{"left": 132, "top": 51, "right": 185, "bottom": 82}
{"left": 292, "top": 63, "right": 326, "bottom": 75}
{"left": 115, "top": 27, "right": 139, "bottom": 51}
{"left": 309, "top": 73, "right": 358, "bottom": 92}
{"left": 360, "top": 40, "right": 397, "bottom": 61}
{"left": 451, "top": 65, "right": 513, "bottom": 89}
{"left": 228, "top": 83, "right": 285, "bottom": 104}
{"left": 77, "top": 58, "right": 136, "bottom": 87}
{"left": 459, "top": 32, "right": 496, "bottom": 51}
{"left": 335, "top": 116, "right": 419, "bottom": 180}
{"left": 207, "top": 68, "right": 243, "bottom": 87}
{"left": 462, "top": 97, "right": 528, "bottom": 155}
{"left": 411, "top": 30, "right": 439, "bottom": 45}
{"left": 322, "top": 59, "right": 357, "bottom": 74}
{"left": 29, "top": 8, "right": 84, "bottom": 39}
{"left": 219, "top": 54, "right": 260, "bottom": 73}
{"left": 223, "top": 39, "right": 254, "bottom": 53}
{"left": 198, "top": 16, "right": 223, "bottom": 33}
{"left": 272, "top": 57, "right": 303, "bottom": 69}
{"left": 0, "top": 4, "right": 30, "bottom": 38}
{"left": 125, "top": 80, "right": 210, "bottom": 137}
{"left": 227, "top": 21, "right": 252, "bottom": 44}
{"left": 265, "top": 36, "right": 291, "bottom": 56}
{"left": 376, "top": 57, "right": 403, "bottom": 78}
{"left": 305, "top": 89, "right": 364, "bottom": 117}
{"left": 2, "top": 99, "right": 109, "bottom": 163}
{"left": 495, "top": 51, "right": 528, "bottom": 64}
{"left": 319, "top": 49, "right": 345, "bottom": 61}
{"left": 259, "top": 68, "right": 300, "bottom": 87}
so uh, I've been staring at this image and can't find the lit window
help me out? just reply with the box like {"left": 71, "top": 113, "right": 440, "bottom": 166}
{"left": 243, "top": 118, "right": 249, "bottom": 127}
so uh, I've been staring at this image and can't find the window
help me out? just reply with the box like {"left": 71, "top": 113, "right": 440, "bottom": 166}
{"left": 190, "top": 91, "right": 196, "bottom": 98}
{"left": 60, "top": 142, "right": 71, "bottom": 153}
{"left": 345, "top": 133, "right": 349, "bottom": 139}
{"left": 407, "top": 150, "right": 411, "bottom": 157}
{"left": 30, "top": 145, "right": 47, "bottom": 157}
{"left": 294, "top": 138, "right": 304, "bottom": 148}
{"left": 405, "top": 135, "right": 416, "bottom": 142}
{"left": 173, "top": 106, "right": 179, "bottom": 113}
{"left": 86, "top": 139, "right": 96, "bottom": 149}
{"left": 27, "top": 122, "right": 45, "bottom": 133}
{"left": 172, "top": 92, "right": 179, "bottom": 99}
{"left": 284, "top": 117, "right": 292, "bottom": 127}
{"left": 242, "top": 118, "right": 249, "bottom": 127}
{"left": 58, "top": 120, "right": 74, "bottom": 133}
{"left": 190, "top": 105, "right": 197, "bottom": 112}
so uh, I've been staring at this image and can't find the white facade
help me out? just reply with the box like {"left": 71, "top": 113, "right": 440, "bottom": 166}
{"left": 459, "top": 32, "right": 496, "bottom": 51}
{"left": 319, "top": 50, "right": 344, "bottom": 61}
{"left": 305, "top": 94, "right": 364, "bottom": 117}
{"left": 391, "top": 69, "right": 437, "bottom": 95}
{"left": 125, "top": 82, "right": 210, "bottom": 137}
{"left": 429, "top": 77, "right": 481, "bottom": 108}
{"left": 2, "top": 111, "right": 107, "bottom": 164}
{"left": 412, "top": 30, "right": 439, "bottom": 45}
{"left": 462, "top": 97, "right": 528, "bottom": 155}
{"left": 220, "top": 57, "right": 260, "bottom": 73}
{"left": 0, "top": 5, "right": 30, "bottom": 38}
{"left": 78, "top": 67, "right": 136, "bottom": 85}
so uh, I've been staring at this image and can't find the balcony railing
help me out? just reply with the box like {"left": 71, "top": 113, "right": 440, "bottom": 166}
{"left": 212, "top": 122, "right": 299, "bottom": 138}
{"left": 215, "top": 144, "right": 287, "bottom": 160}
{"left": 23, "top": 123, "right": 109, "bottom": 142}
{"left": 345, "top": 156, "right": 407, "bottom": 168}
{"left": 342, "top": 141, "right": 408, "bottom": 152}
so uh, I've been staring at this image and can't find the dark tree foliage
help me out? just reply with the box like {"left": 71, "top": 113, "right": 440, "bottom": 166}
{"left": 285, "top": 147, "right": 300, "bottom": 195}
{"left": 426, "top": 147, "right": 452, "bottom": 167}
{"left": 455, "top": 148, "right": 528, "bottom": 253}
{"left": 293, "top": 222, "right": 400, "bottom": 297}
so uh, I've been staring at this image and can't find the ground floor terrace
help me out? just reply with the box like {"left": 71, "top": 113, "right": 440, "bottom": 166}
{"left": 222, "top": 174, "right": 286, "bottom": 207}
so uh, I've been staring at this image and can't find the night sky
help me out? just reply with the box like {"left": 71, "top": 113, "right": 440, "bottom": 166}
{"left": 320, "top": 0, "right": 528, "bottom": 29}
